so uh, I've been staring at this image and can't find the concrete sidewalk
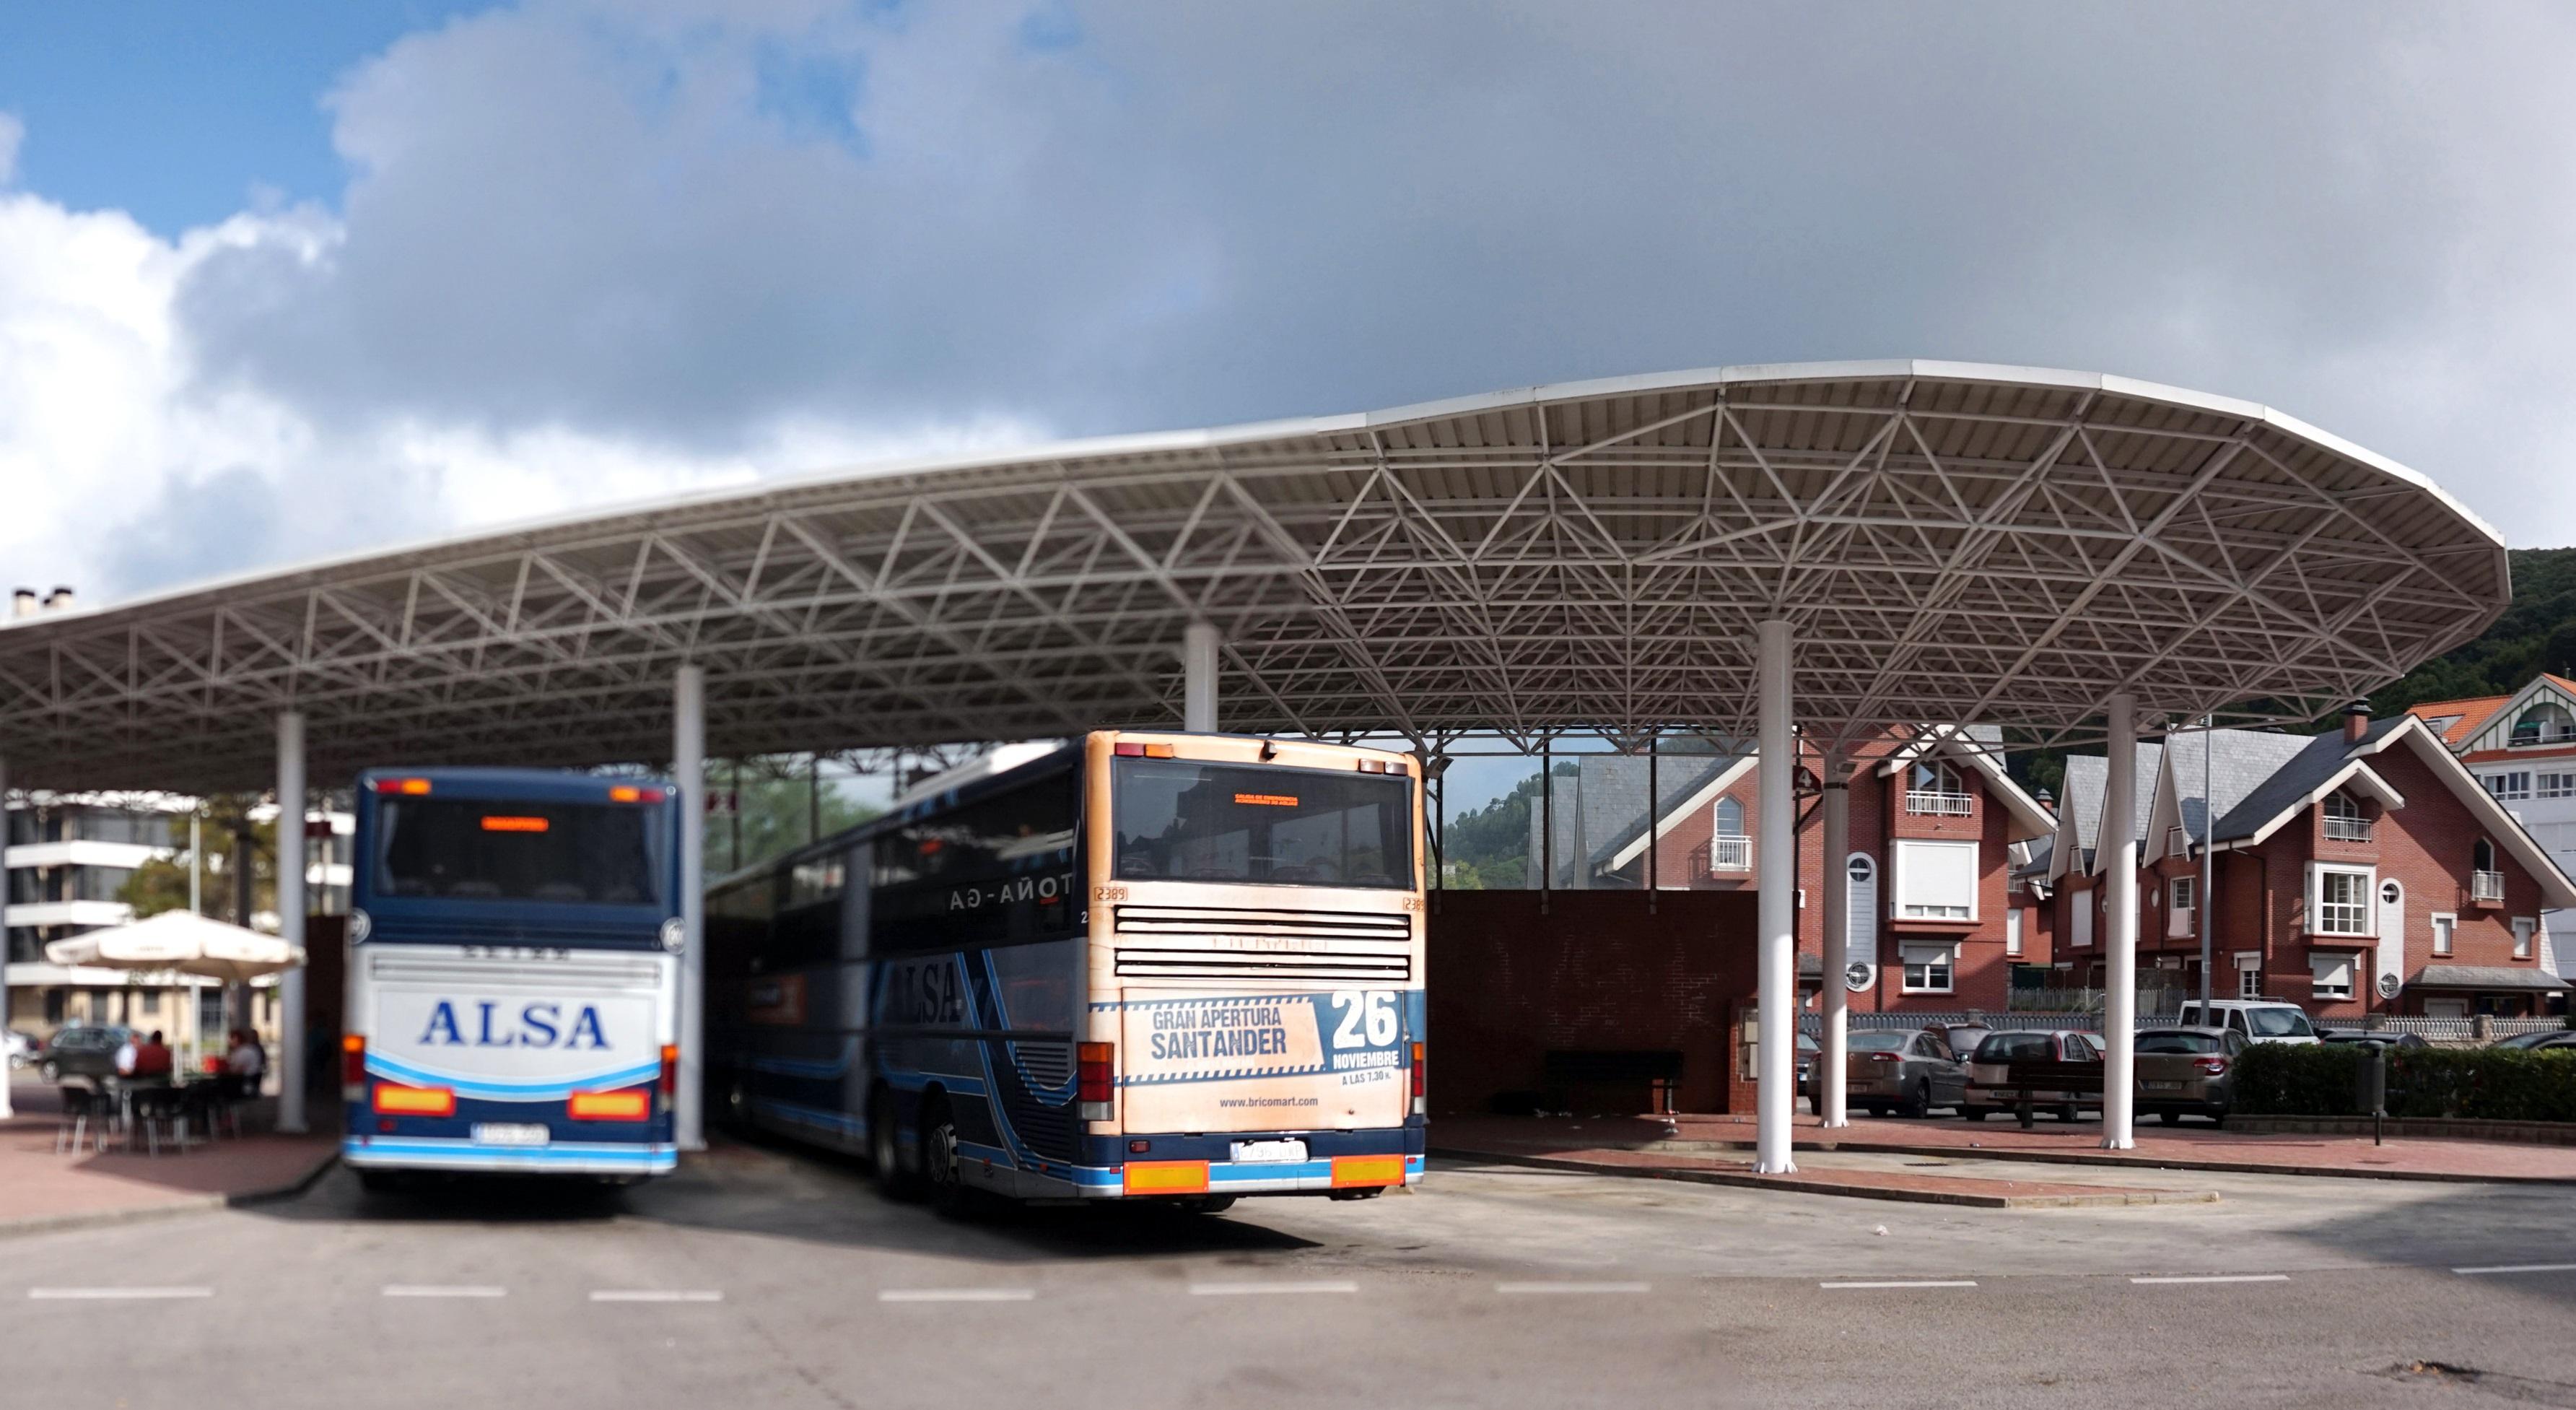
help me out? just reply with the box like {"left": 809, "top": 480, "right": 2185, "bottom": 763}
{"left": 1, "top": 1078, "right": 339, "bottom": 1236}
{"left": 1435, "top": 1111, "right": 2576, "bottom": 1185}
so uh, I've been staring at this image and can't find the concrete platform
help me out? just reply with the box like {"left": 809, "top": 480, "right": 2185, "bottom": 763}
{"left": 1, "top": 1078, "right": 339, "bottom": 1236}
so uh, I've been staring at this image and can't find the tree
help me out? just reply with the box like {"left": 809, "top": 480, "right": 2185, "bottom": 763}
{"left": 711, "top": 757, "right": 882, "bottom": 874}
{"left": 116, "top": 795, "right": 276, "bottom": 925}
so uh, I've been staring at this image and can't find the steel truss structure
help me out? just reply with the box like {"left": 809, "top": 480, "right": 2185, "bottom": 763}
{"left": 0, "top": 361, "right": 2508, "bottom": 793}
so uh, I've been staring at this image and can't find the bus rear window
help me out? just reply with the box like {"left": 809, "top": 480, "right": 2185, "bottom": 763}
{"left": 1114, "top": 759, "right": 1412, "bottom": 889}
{"left": 377, "top": 798, "right": 665, "bottom": 905}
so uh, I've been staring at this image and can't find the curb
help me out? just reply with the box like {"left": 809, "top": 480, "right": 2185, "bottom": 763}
{"left": 1432, "top": 1147, "right": 2218, "bottom": 1209}
{"left": 1571, "top": 1133, "right": 2576, "bottom": 1186}
{"left": 0, "top": 1149, "right": 339, "bottom": 1240}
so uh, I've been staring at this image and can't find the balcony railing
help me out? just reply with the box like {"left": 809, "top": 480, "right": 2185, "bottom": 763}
{"left": 1905, "top": 791, "right": 1973, "bottom": 817}
{"left": 2508, "top": 726, "right": 2576, "bottom": 747}
{"left": 2472, "top": 870, "right": 2506, "bottom": 903}
{"left": 1707, "top": 835, "right": 1750, "bottom": 873}
{"left": 2323, "top": 814, "right": 2373, "bottom": 843}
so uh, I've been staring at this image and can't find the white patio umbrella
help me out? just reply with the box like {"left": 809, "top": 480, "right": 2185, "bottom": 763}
{"left": 44, "top": 909, "right": 305, "bottom": 983}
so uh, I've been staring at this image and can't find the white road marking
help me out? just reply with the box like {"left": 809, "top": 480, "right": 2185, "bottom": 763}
{"left": 1189, "top": 1281, "right": 1358, "bottom": 1296}
{"left": 28, "top": 1287, "right": 213, "bottom": 1301}
{"left": 1497, "top": 1281, "right": 1652, "bottom": 1294}
{"left": 2453, "top": 1263, "right": 2576, "bottom": 1276}
{"left": 878, "top": 1288, "right": 1036, "bottom": 1303}
{"left": 1817, "top": 1280, "right": 1978, "bottom": 1290}
{"left": 590, "top": 1289, "right": 723, "bottom": 1302}
{"left": 2129, "top": 1274, "right": 2290, "bottom": 1285}
{"left": 381, "top": 1285, "right": 507, "bottom": 1299}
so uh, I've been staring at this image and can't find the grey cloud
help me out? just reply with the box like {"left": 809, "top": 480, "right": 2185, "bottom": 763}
{"left": 170, "top": 0, "right": 2576, "bottom": 536}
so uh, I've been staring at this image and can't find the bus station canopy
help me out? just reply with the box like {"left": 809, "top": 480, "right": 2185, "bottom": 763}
{"left": 0, "top": 360, "right": 2510, "bottom": 794}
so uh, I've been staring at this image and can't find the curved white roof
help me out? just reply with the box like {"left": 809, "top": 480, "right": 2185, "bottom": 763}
{"left": 0, "top": 360, "right": 2510, "bottom": 792}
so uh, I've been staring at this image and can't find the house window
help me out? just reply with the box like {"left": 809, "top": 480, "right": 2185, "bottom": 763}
{"left": 1891, "top": 838, "right": 1978, "bottom": 920}
{"left": 1709, "top": 798, "right": 1749, "bottom": 872}
{"left": 2514, "top": 917, "right": 2536, "bottom": 959}
{"left": 2170, "top": 876, "right": 2196, "bottom": 912}
{"left": 2311, "top": 865, "right": 2373, "bottom": 936}
{"left": 2431, "top": 912, "right": 2455, "bottom": 957}
{"left": 1900, "top": 942, "right": 1956, "bottom": 993}
{"left": 2235, "top": 954, "right": 2263, "bottom": 998}
{"left": 2471, "top": 838, "right": 2505, "bottom": 903}
{"left": 2487, "top": 772, "right": 2531, "bottom": 801}
{"left": 2510, "top": 702, "right": 2576, "bottom": 747}
{"left": 2071, "top": 895, "right": 2093, "bottom": 948}
{"left": 2541, "top": 773, "right": 2576, "bottom": 800}
{"left": 1905, "top": 762, "right": 1973, "bottom": 816}
{"left": 2006, "top": 906, "right": 2024, "bottom": 957}
{"left": 2321, "top": 791, "right": 2371, "bottom": 843}
{"left": 2310, "top": 953, "right": 2354, "bottom": 1001}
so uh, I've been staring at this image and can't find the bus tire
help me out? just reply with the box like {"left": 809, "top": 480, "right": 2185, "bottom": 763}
{"left": 868, "top": 1086, "right": 917, "bottom": 1199}
{"left": 920, "top": 1095, "right": 969, "bottom": 1216}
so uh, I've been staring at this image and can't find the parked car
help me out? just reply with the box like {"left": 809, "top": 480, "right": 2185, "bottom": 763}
{"left": 1837, "top": 1027, "right": 1969, "bottom": 1118}
{"left": 1935, "top": 1023, "right": 1994, "bottom": 1066}
{"left": 1961, "top": 1030, "right": 2101, "bottom": 1122}
{"left": 35, "top": 1024, "right": 131, "bottom": 1084}
{"left": 2523, "top": 1033, "right": 2576, "bottom": 1052}
{"left": 2175, "top": 1000, "right": 2320, "bottom": 1045}
{"left": 2134, "top": 1025, "right": 2247, "bottom": 1126}
{"left": 2319, "top": 1030, "right": 2428, "bottom": 1050}
{"left": 1794, "top": 1032, "right": 1817, "bottom": 1110}
{"left": 2491, "top": 1030, "right": 2572, "bottom": 1050}
{"left": 4, "top": 1029, "right": 39, "bottom": 1068}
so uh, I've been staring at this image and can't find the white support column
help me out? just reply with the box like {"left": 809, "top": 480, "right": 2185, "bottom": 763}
{"left": 674, "top": 665, "right": 707, "bottom": 1152}
{"left": 0, "top": 743, "right": 11, "bottom": 1123}
{"left": 2100, "top": 692, "right": 2139, "bottom": 1151}
{"left": 1183, "top": 621, "right": 1222, "bottom": 734}
{"left": 276, "top": 710, "right": 308, "bottom": 1134}
{"left": 1817, "top": 752, "right": 1851, "bottom": 1129}
{"left": 1755, "top": 619, "right": 1797, "bottom": 1174}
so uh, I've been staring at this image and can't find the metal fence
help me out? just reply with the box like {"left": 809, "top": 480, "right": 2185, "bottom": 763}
{"left": 1803, "top": 1009, "right": 2179, "bottom": 1035}
{"left": 1800, "top": 1011, "right": 2572, "bottom": 1045}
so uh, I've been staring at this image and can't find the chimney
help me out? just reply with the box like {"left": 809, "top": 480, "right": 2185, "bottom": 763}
{"left": 10, "top": 588, "right": 35, "bottom": 619}
{"left": 43, "top": 585, "right": 73, "bottom": 613}
{"left": 2342, "top": 699, "right": 2370, "bottom": 743}
{"left": 2035, "top": 785, "right": 2056, "bottom": 815}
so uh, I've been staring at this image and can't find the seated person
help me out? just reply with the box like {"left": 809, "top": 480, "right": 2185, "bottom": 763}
{"left": 224, "top": 1030, "right": 267, "bottom": 1097}
{"left": 129, "top": 1029, "right": 176, "bottom": 1082}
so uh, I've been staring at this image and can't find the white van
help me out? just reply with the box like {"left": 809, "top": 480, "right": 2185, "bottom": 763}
{"left": 2173, "top": 1000, "right": 2320, "bottom": 1045}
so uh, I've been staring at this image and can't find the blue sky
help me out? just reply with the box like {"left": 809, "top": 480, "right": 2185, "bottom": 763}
{"left": 4, "top": 1, "right": 2575, "bottom": 654}
{"left": 0, "top": 3, "right": 497, "bottom": 232}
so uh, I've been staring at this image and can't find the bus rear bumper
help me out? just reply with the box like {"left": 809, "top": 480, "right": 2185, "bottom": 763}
{"left": 1070, "top": 1151, "right": 1424, "bottom": 1198}
{"left": 343, "top": 1136, "right": 677, "bottom": 1177}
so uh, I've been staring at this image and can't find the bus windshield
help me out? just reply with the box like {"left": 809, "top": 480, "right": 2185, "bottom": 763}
{"left": 1113, "top": 758, "right": 1411, "bottom": 888}
{"left": 375, "top": 797, "right": 665, "bottom": 905}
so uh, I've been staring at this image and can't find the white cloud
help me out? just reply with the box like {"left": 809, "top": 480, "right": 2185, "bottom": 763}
{"left": 12, "top": 2, "right": 2576, "bottom": 609}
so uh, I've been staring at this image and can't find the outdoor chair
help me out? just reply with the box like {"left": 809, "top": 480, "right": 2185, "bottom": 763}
{"left": 126, "top": 1087, "right": 189, "bottom": 1158}
{"left": 54, "top": 1087, "right": 112, "bottom": 1156}
{"left": 181, "top": 1082, "right": 240, "bottom": 1142}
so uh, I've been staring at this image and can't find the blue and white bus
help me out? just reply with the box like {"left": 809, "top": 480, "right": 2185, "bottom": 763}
{"left": 342, "top": 767, "right": 684, "bottom": 1187}
{"left": 707, "top": 731, "right": 1426, "bottom": 1211}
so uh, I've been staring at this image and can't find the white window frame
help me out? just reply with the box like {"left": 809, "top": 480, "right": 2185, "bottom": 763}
{"left": 1900, "top": 941, "right": 1957, "bottom": 994}
{"left": 2321, "top": 790, "right": 2371, "bottom": 843}
{"left": 2308, "top": 863, "right": 2376, "bottom": 938}
{"left": 1890, "top": 838, "right": 1980, "bottom": 921}
{"left": 2310, "top": 952, "right": 2354, "bottom": 1001}
{"left": 2514, "top": 916, "right": 2536, "bottom": 959}
{"left": 2430, "top": 911, "right": 2456, "bottom": 957}
{"left": 2540, "top": 772, "right": 2576, "bottom": 801}
{"left": 2233, "top": 952, "right": 2263, "bottom": 998}
{"left": 2487, "top": 771, "right": 2532, "bottom": 801}
{"left": 2005, "top": 906, "right": 2024, "bottom": 957}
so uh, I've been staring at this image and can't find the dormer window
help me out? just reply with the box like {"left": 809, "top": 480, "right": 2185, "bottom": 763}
{"left": 1905, "top": 761, "right": 1972, "bottom": 817}
{"left": 1708, "top": 798, "right": 1749, "bottom": 871}
{"left": 2510, "top": 701, "right": 2576, "bottom": 747}
{"left": 2321, "top": 790, "right": 2370, "bottom": 843}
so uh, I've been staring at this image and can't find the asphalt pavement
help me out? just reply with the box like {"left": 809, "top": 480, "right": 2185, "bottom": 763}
{"left": 5, "top": 1139, "right": 2575, "bottom": 1409}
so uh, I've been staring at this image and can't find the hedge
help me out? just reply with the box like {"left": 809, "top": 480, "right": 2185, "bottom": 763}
{"left": 2233, "top": 1043, "right": 2576, "bottom": 1122}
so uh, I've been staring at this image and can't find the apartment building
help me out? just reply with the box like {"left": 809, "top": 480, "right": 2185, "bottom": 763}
{"left": 1532, "top": 726, "right": 2056, "bottom": 1011}
{"left": 2056, "top": 706, "right": 2576, "bottom": 1019}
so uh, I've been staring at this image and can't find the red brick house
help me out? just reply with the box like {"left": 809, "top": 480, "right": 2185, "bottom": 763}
{"left": 1555, "top": 726, "right": 2055, "bottom": 1014}
{"left": 2061, "top": 707, "right": 2576, "bottom": 1018}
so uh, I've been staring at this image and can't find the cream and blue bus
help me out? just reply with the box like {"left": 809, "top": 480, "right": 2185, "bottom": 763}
{"left": 342, "top": 768, "right": 684, "bottom": 1188}
{"left": 709, "top": 731, "right": 1425, "bottom": 1210}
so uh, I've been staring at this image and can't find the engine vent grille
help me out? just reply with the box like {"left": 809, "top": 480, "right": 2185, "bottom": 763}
{"left": 1112, "top": 904, "right": 1413, "bottom": 981}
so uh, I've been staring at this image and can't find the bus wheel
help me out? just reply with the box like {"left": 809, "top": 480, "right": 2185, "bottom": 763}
{"left": 920, "top": 1097, "right": 968, "bottom": 1215}
{"left": 356, "top": 1170, "right": 402, "bottom": 1196}
{"left": 1328, "top": 1187, "right": 1384, "bottom": 1201}
{"left": 868, "top": 1087, "right": 917, "bottom": 1199}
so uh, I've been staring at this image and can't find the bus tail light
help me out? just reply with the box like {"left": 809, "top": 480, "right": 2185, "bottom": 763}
{"left": 372, "top": 1084, "right": 455, "bottom": 1117}
{"left": 341, "top": 1033, "right": 367, "bottom": 1102}
{"left": 1111, "top": 742, "right": 1177, "bottom": 759}
{"left": 568, "top": 1089, "right": 651, "bottom": 1121}
{"left": 1078, "top": 1042, "right": 1114, "bottom": 1121}
{"left": 658, "top": 1044, "right": 680, "bottom": 1100}
{"left": 373, "top": 777, "right": 432, "bottom": 795}
{"left": 1411, "top": 1041, "right": 1426, "bottom": 1115}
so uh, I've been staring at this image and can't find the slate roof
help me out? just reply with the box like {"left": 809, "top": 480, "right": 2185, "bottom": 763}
{"left": 2207, "top": 717, "right": 2409, "bottom": 843}
{"left": 2412, "top": 965, "right": 2572, "bottom": 992}
{"left": 2014, "top": 835, "right": 2055, "bottom": 879}
{"left": 2061, "top": 743, "right": 2162, "bottom": 871}
{"left": 1534, "top": 751, "right": 1744, "bottom": 882}
{"left": 2162, "top": 728, "right": 2318, "bottom": 846}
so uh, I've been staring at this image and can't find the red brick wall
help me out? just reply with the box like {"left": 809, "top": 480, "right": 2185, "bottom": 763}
{"left": 1425, "top": 889, "right": 1756, "bottom": 1115}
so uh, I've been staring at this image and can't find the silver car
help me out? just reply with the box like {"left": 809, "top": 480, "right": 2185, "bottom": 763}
{"left": 1841, "top": 1027, "right": 1969, "bottom": 1118}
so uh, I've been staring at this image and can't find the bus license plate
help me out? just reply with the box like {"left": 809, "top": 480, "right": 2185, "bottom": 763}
{"left": 472, "top": 1123, "right": 551, "bottom": 1147}
{"left": 1228, "top": 1139, "right": 1307, "bottom": 1165}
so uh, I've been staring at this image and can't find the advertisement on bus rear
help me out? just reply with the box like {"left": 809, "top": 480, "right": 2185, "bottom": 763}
{"left": 1113, "top": 988, "right": 1409, "bottom": 1131}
